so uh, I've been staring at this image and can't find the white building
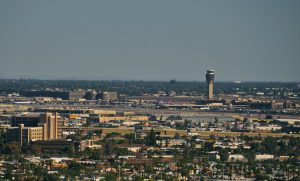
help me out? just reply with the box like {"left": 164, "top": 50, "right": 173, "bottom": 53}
{"left": 255, "top": 154, "right": 274, "bottom": 161}
{"left": 228, "top": 154, "right": 246, "bottom": 162}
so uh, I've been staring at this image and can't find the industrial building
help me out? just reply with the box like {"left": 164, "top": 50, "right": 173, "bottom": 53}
{"left": 101, "top": 91, "right": 118, "bottom": 101}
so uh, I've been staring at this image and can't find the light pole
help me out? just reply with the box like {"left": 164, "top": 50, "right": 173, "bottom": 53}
{"left": 220, "top": 164, "right": 225, "bottom": 181}
{"left": 161, "top": 165, "right": 163, "bottom": 181}
{"left": 118, "top": 161, "right": 121, "bottom": 181}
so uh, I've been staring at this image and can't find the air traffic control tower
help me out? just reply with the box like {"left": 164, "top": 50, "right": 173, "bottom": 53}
{"left": 206, "top": 70, "right": 215, "bottom": 100}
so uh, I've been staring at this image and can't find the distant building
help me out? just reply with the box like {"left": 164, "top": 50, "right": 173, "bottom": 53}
{"left": 100, "top": 115, "right": 148, "bottom": 123}
{"left": 159, "top": 129, "right": 188, "bottom": 138}
{"left": 80, "top": 139, "right": 102, "bottom": 151}
{"left": 41, "top": 113, "right": 59, "bottom": 140}
{"left": 228, "top": 154, "right": 246, "bottom": 162}
{"left": 68, "top": 90, "right": 86, "bottom": 100}
{"left": 7, "top": 113, "right": 60, "bottom": 145}
{"left": 20, "top": 90, "right": 88, "bottom": 100}
{"left": 143, "top": 128, "right": 188, "bottom": 138}
{"left": 283, "top": 101, "right": 295, "bottom": 109}
{"left": 85, "top": 90, "right": 97, "bottom": 100}
{"left": 276, "top": 118, "right": 300, "bottom": 125}
{"left": 255, "top": 154, "right": 274, "bottom": 161}
{"left": 11, "top": 114, "right": 40, "bottom": 127}
{"left": 87, "top": 114, "right": 101, "bottom": 124}
{"left": 101, "top": 91, "right": 118, "bottom": 101}
{"left": 101, "top": 127, "right": 135, "bottom": 135}
{"left": 206, "top": 70, "right": 215, "bottom": 100}
{"left": 7, "top": 124, "right": 44, "bottom": 146}
{"left": 93, "top": 109, "right": 117, "bottom": 116}
{"left": 30, "top": 139, "right": 78, "bottom": 152}
{"left": 20, "top": 90, "right": 69, "bottom": 100}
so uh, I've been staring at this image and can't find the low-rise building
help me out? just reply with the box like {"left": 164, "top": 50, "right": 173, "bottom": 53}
{"left": 30, "top": 139, "right": 77, "bottom": 152}
{"left": 228, "top": 154, "right": 246, "bottom": 162}
{"left": 255, "top": 154, "right": 274, "bottom": 161}
{"left": 101, "top": 127, "right": 135, "bottom": 135}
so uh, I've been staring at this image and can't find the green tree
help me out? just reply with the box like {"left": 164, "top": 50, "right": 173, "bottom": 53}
{"left": 145, "top": 129, "right": 157, "bottom": 146}
{"left": 219, "top": 149, "right": 229, "bottom": 162}
{"left": 43, "top": 173, "right": 59, "bottom": 181}
{"left": 149, "top": 115, "right": 157, "bottom": 121}
{"left": 0, "top": 131, "right": 6, "bottom": 153}
{"left": 63, "top": 145, "right": 75, "bottom": 156}
{"left": 116, "top": 148, "right": 131, "bottom": 156}
{"left": 30, "top": 145, "right": 42, "bottom": 155}
{"left": 124, "top": 133, "right": 136, "bottom": 143}
{"left": 4, "top": 165, "right": 13, "bottom": 180}
{"left": 6, "top": 142, "right": 21, "bottom": 154}
{"left": 103, "top": 142, "right": 112, "bottom": 159}
{"left": 204, "top": 142, "right": 214, "bottom": 152}
{"left": 105, "top": 132, "right": 121, "bottom": 139}
{"left": 22, "top": 142, "right": 30, "bottom": 154}
{"left": 67, "top": 161, "right": 83, "bottom": 177}
{"left": 174, "top": 133, "right": 181, "bottom": 139}
{"left": 90, "top": 148, "right": 102, "bottom": 160}
{"left": 244, "top": 150, "right": 256, "bottom": 163}
{"left": 133, "top": 176, "right": 144, "bottom": 181}
{"left": 104, "top": 173, "right": 117, "bottom": 181}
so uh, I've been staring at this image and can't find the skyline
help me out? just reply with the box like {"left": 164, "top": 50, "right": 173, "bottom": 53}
{"left": 1, "top": 76, "right": 300, "bottom": 83}
{"left": 1, "top": 1, "right": 300, "bottom": 82}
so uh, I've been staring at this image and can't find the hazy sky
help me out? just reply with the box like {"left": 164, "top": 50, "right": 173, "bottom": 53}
{"left": 0, "top": 1, "right": 299, "bottom": 81}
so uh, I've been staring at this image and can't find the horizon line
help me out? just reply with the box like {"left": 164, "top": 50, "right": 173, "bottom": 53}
{"left": 0, "top": 78, "right": 299, "bottom": 83}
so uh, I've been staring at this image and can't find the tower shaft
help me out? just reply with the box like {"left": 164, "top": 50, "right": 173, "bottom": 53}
{"left": 206, "top": 70, "right": 215, "bottom": 100}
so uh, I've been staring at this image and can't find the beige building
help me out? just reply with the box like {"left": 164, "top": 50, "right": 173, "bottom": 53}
{"left": 7, "top": 113, "right": 60, "bottom": 145}
{"left": 42, "top": 113, "right": 59, "bottom": 140}
{"left": 93, "top": 109, "right": 117, "bottom": 116}
{"left": 206, "top": 70, "right": 215, "bottom": 100}
{"left": 228, "top": 154, "right": 246, "bottom": 162}
{"left": 8, "top": 124, "right": 44, "bottom": 145}
{"left": 101, "top": 127, "right": 135, "bottom": 135}
{"left": 144, "top": 128, "right": 188, "bottom": 138}
{"left": 255, "top": 154, "right": 274, "bottom": 161}
{"left": 159, "top": 129, "right": 188, "bottom": 137}
{"left": 101, "top": 92, "right": 118, "bottom": 101}
{"left": 100, "top": 115, "right": 149, "bottom": 123}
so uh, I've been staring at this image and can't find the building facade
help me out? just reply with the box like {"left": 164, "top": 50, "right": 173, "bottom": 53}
{"left": 101, "top": 92, "right": 118, "bottom": 101}
{"left": 7, "top": 113, "right": 60, "bottom": 145}
{"left": 206, "top": 70, "right": 215, "bottom": 100}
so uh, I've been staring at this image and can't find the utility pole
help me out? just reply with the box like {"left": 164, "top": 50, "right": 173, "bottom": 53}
{"left": 161, "top": 165, "right": 163, "bottom": 181}
{"left": 222, "top": 164, "right": 225, "bottom": 181}
{"left": 160, "top": 146, "right": 163, "bottom": 181}
{"left": 118, "top": 161, "right": 121, "bottom": 181}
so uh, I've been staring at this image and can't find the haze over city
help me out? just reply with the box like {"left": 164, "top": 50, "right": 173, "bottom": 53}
{"left": 1, "top": 0, "right": 300, "bottom": 81}
{"left": 1, "top": 1, "right": 300, "bottom": 180}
